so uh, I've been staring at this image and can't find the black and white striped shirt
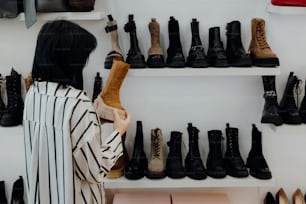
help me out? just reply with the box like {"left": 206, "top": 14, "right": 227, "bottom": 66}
{"left": 23, "top": 81, "right": 123, "bottom": 204}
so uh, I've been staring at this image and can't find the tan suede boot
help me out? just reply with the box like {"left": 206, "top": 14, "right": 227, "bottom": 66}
{"left": 104, "top": 14, "right": 124, "bottom": 69}
{"left": 146, "top": 128, "right": 166, "bottom": 179}
{"left": 95, "top": 58, "right": 130, "bottom": 121}
{"left": 249, "top": 18, "right": 279, "bottom": 67}
{"left": 147, "top": 18, "right": 165, "bottom": 68}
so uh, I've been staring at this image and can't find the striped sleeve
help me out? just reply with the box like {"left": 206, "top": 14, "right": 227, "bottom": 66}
{"left": 101, "top": 130, "right": 123, "bottom": 174}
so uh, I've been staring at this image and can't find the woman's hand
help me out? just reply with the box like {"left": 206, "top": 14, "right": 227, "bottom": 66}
{"left": 113, "top": 109, "right": 131, "bottom": 136}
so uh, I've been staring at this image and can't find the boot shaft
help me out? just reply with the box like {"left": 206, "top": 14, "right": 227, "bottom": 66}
{"left": 168, "top": 131, "right": 182, "bottom": 158}
{"left": 250, "top": 18, "right": 271, "bottom": 50}
{"left": 0, "top": 181, "right": 7, "bottom": 203}
{"left": 225, "top": 123, "right": 241, "bottom": 156}
{"left": 5, "top": 69, "right": 23, "bottom": 111}
{"left": 249, "top": 124, "right": 263, "bottom": 155}
{"left": 168, "top": 16, "right": 183, "bottom": 50}
{"left": 105, "top": 15, "right": 122, "bottom": 53}
{"left": 208, "top": 130, "right": 223, "bottom": 158}
{"left": 124, "top": 14, "right": 141, "bottom": 54}
{"left": 190, "top": 18, "right": 202, "bottom": 46}
{"left": 92, "top": 72, "right": 102, "bottom": 102}
{"left": 280, "top": 72, "right": 300, "bottom": 110}
{"left": 187, "top": 123, "right": 200, "bottom": 157}
{"left": 226, "top": 21, "right": 245, "bottom": 51}
{"left": 150, "top": 128, "right": 163, "bottom": 159}
{"left": 148, "top": 18, "right": 163, "bottom": 55}
{"left": 209, "top": 27, "right": 222, "bottom": 48}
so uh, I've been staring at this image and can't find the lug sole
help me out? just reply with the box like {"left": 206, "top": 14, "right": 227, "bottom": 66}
{"left": 249, "top": 170, "right": 272, "bottom": 180}
{"left": 251, "top": 56, "right": 280, "bottom": 67}
{"left": 146, "top": 170, "right": 166, "bottom": 179}
{"left": 261, "top": 116, "right": 283, "bottom": 126}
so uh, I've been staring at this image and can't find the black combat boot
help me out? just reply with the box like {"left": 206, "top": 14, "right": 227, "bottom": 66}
{"left": 207, "top": 27, "right": 229, "bottom": 67}
{"left": 125, "top": 121, "right": 148, "bottom": 180}
{"left": 184, "top": 123, "right": 207, "bottom": 180}
{"left": 0, "top": 74, "right": 6, "bottom": 120}
{"left": 124, "top": 14, "right": 146, "bottom": 68}
{"left": 166, "top": 131, "right": 185, "bottom": 178}
{"left": 166, "top": 16, "right": 185, "bottom": 68}
{"left": 0, "top": 69, "right": 24, "bottom": 127}
{"left": 246, "top": 124, "right": 272, "bottom": 180}
{"left": 279, "top": 72, "right": 302, "bottom": 124}
{"left": 226, "top": 21, "right": 252, "bottom": 67}
{"left": 186, "top": 18, "right": 209, "bottom": 68}
{"left": 206, "top": 130, "right": 227, "bottom": 178}
{"left": 92, "top": 72, "right": 102, "bottom": 102}
{"left": 10, "top": 176, "right": 24, "bottom": 204}
{"left": 0, "top": 181, "right": 8, "bottom": 204}
{"left": 104, "top": 14, "right": 124, "bottom": 69}
{"left": 299, "top": 79, "right": 306, "bottom": 123}
{"left": 224, "top": 123, "right": 248, "bottom": 178}
{"left": 261, "top": 76, "right": 283, "bottom": 126}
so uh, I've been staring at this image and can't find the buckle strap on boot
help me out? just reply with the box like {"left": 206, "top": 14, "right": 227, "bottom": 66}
{"left": 105, "top": 24, "right": 118, "bottom": 33}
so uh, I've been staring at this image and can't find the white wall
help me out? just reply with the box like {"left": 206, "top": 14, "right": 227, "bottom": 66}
{"left": 1, "top": 0, "right": 306, "bottom": 203}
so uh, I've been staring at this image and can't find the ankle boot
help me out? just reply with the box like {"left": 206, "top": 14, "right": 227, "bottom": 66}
{"left": 224, "top": 123, "right": 248, "bottom": 178}
{"left": 186, "top": 18, "right": 209, "bottom": 68}
{"left": 206, "top": 130, "right": 226, "bottom": 178}
{"left": 264, "top": 192, "right": 277, "bottom": 204}
{"left": 184, "top": 123, "right": 207, "bottom": 180}
{"left": 166, "top": 16, "right": 185, "bottom": 68}
{"left": 0, "top": 74, "right": 6, "bottom": 120}
{"left": 0, "top": 69, "right": 23, "bottom": 127}
{"left": 95, "top": 59, "right": 130, "bottom": 122}
{"left": 279, "top": 72, "right": 302, "bottom": 124}
{"left": 147, "top": 18, "right": 165, "bottom": 68}
{"left": 299, "top": 78, "right": 306, "bottom": 123}
{"left": 246, "top": 124, "right": 272, "bottom": 179}
{"left": 226, "top": 20, "right": 252, "bottom": 67}
{"left": 0, "top": 181, "right": 7, "bottom": 204}
{"left": 10, "top": 176, "right": 24, "bottom": 204}
{"left": 125, "top": 121, "right": 148, "bottom": 180}
{"left": 124, "top": 14, "right": 146, "bottom": 68}
{"left": 166, "top": 131, "right": 185, "bottom": 178}
{"left": 207, "top": 27, "right": 229, "bottom": 67}
{"left": 104, "top": 14, "right": 124, "bottom": 69}
{"left": 146, "top": 128, "right": 166, "bottom": 179}
{"left": 276, "top": 188, "right": 289, "bottom": 204}
{"left": 249, "top": 18, "right": 279, "bottom": 67}
{"left": 293, "top": 189, "right": 305, "bottom": 204}
{"left": 261, "top": 76, "right": 283, "bottom": 126}
{"left": 92, "top": 72, "right": 102, "bottom": 102}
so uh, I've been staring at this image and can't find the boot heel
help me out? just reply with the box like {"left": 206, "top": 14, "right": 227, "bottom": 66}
{"left": 95, "top": 96, "right": 126, "bottom": 121}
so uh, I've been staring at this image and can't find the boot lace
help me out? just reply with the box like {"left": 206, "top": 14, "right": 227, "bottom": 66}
{"left": 256, "top": 22, "right": 270, "bottom": 49}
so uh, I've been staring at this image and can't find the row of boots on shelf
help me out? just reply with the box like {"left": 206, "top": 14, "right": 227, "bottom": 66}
{"left": 104, "top": 15, "right": 279, "bottom": 69}
{"left": 108, "top": 121, "right": 272, "bottom": 181}
{"left": 0, "top": 176, "right": 24, "bottom": 204}
{"left": 265, "top": 188, "right": 306, "bottom": 204}
{"left": 261, "top": 72, "right": 306, "bottom": 126}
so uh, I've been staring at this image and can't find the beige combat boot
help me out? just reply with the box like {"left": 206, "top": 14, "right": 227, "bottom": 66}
{"left": 249, "top": 18, "right": 279, "bottom": 67}
{"left": 146, "top": 128, "right": 166, "bottom": 179}
{"left": 95, "top": 58, "right": 130, "bottom": 121}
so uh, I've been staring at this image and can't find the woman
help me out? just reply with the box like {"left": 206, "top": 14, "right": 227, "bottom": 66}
{"left": 23, "top": 20, "right": 130, "bottom": 204}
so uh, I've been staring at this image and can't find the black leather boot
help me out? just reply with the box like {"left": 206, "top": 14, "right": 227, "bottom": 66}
{"left": 299, "top": 80, "right": 306, "bottom": 123}
{"left": 246, "top": 124, "right": 272, "bottom": 180}
{"left": 166, "top": 131, "right": 185, "bottom": 178}
{"left": 226, "top": 21, "right": 252, "bottom": 67}
{"left": 125, "top": 121, "right": 148, "bottom": 180}
{"left": 261, "top": 76, "right": 283, "bottom": 126}
{"left": 124, "top": 14, "right": 146, "bottom": 68}
{"left": 279, "top": 72, "right": 302, "bottom": 124}
{"left": 10, "top": 176, "right": 24, "bottom": 204}
{"left": 166, "top": 16, "right": 185, "bottom": 68}
{"left": 0, "top": 69, "right": 23, "bottom": 127}
{"left": 206, "top": 130, "right": 227, "bottom": 178}
{"left": 0, "top": 74, "right": 6, "bottom": 120}
{"left": 264, "top": 192, "right": 277, "bottom": 204}
{"left": 224, "top": 123, "right": 248, "bottom": 178}
{"left": 0, "top": 181, "right": 8, "bottom": 204}
{"left": 184, "top": 123, "right": 207, "bottom": 180}
{"left": 207, "top": 27, "right": 229, "bottom": 67}
{"left": 92, "top": 72, "right": 102, "bottom": 102}
{"left": 186, "top": 18, "right": 209, "bottom": 68}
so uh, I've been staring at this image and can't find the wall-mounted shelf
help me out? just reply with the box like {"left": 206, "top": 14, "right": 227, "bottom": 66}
{"left": 266, "top": 3, "right": 306, "bottom": 15}
{"left": 125, "top": 67, "right": 281, "bottom": 77}
{"left": 104, "top": 176, "right": 275, "bottom": 189}
{"left": 18, "top": 11, "right": 106, "bottom": 21}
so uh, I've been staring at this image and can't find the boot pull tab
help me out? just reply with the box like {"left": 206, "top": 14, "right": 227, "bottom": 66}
{"left": 107, "top": 14, "right": 113, "bottom": 21}
{"left": 226, "top": 123, "right": 230, "bottom": 128}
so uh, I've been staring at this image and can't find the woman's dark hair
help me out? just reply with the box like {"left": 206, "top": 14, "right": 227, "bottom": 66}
{"left": 32, "top": 20, "right": 97, "bottom": 89}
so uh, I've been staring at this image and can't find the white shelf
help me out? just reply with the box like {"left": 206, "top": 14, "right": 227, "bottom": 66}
{"left": 126, "top": 67, "right": 280, "bottom": 77}
{"left": 18, "top": 11, "right": 106, "bottom": 21}
{"left": 266, "top": 3, "right": 306, "bottom": 15}
{"left": 104, "top": 176, "right": 275, "bottom": 189}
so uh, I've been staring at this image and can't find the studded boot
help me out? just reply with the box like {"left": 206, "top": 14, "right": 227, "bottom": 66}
{"left": 0, "top": 69, "right": 23, "bottom": 127}
{"left": 104, "top": 14, "right": 124, "bottom": 69}
{"left": 166, "top": 16, "right": 185, "bottom": 68}
{"left": 246, "top": 124, "right": 272, "bottom": 180}
{"left": 226, "top": 20, "right": 252, "bottom": 67}
{"left": 184, "top": 123, "right": 207, "bottom": 180}
{"left": 279, "top": 72, "right": 302, "bottom": 124}
{"left": 261, "top": 76, "right": 283, "bottom": 126}
{"left": 0, "top": 181, "right": 7, "bottom": 204}
{"left": 186, "top": 18, "right": 209, "bottom": 68}
{"left": 166, "top": 131, "right": 185, "bottom": 178}
{"left": 147, "top": 18, "right": 165, "bottom": 68}
{"left": 224, "top": 123, "right": 248, "bottom": 178}
{"left": 206, "top": 130, "right": 227, "bottom": 178}
{"left": 249, "top": 18, "right": 279, "bottom": 67}
{"left": 146, "top": 128, "right": 166, "bottom": 179}
{"left": 124, "top": 14, "right": 146, "bottom": 68}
